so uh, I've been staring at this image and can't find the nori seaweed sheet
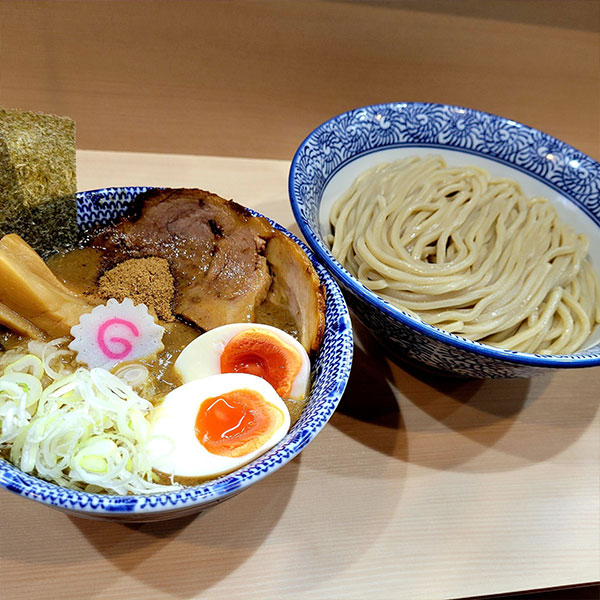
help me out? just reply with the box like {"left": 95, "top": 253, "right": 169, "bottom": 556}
{"left": 0, "top": 108, "right": 77, "bottom": 257}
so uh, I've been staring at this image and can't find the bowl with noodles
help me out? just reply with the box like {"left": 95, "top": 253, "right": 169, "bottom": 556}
{"left": 289, "top": 102, "right": 600, "bottom": 377}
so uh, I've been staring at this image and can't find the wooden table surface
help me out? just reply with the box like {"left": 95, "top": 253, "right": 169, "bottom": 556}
{"left": 0, "top": 0, "right": 598, "bottom": 162}
{"left": 1, "top": 2, "right": 599, "bottom": 599}
{"left": 0, "top": 150, "right": 597, "bottom": 600}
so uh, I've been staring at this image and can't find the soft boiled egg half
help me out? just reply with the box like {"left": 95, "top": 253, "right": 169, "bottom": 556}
{"left": 147, "top": 373, "right": 290, "bottom": 480}
{"left": 174, "top": 323, "right": 311, "bottom": 402}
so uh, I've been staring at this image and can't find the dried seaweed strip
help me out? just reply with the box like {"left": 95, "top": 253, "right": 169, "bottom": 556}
{"left": 0, "top": 108, "right": 77, "bottom": 257}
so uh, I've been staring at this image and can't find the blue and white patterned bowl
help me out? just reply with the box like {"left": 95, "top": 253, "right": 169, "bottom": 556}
{"left": 0, "top": 187, "right": 353, "bottom": 521}
{"left": 289, "top": 102, "right": 600, "bottom": 378}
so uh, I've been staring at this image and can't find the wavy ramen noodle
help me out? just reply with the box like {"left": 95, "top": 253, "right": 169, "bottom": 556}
{"left": 328, "top": 155, "right": 600, "bottom": 354}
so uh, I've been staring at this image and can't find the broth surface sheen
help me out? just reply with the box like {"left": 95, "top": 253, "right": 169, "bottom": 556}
{"left": 47, "top": 246, "right": 306, "bottom": 420}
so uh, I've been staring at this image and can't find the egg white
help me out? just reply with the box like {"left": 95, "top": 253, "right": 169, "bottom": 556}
{"left": 147, "top": 372, "right": 291, "bottom": 479}
{"left": 174, "top": 323, "right": 311, "bottom": 401}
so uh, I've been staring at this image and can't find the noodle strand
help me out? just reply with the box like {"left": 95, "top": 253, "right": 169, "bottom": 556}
{"left": 328, "top": 155, "right": 600, "bottom": 354}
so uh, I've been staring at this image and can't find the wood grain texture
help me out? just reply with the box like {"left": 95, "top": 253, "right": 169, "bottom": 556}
{"left": 0, "top": 150, "right": 598, "bottom": 599}
{"left": 0, "top": 0, "right": 598, "bottom": 160}
{"left": 1, "top": 1, "right": 599, "bottom": 596}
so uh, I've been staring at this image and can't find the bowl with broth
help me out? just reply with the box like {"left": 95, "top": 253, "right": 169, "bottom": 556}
{"left": 289, "top": 102, "right": 600, "bottom": 377}
{"left": 0, "top": 187, "right": 353, "bottom": 520}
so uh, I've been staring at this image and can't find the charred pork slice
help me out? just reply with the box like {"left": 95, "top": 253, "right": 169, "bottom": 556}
{"left": 90, "top": 189, "right": 271, "bottom": 330}
{"left": 265, "top": 233, "right": 325, "bottom": 355}
{"left": 89, "top": 188, "right": 325, "bottom": 352}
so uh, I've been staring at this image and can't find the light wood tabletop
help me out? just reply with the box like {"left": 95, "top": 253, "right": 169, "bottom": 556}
{"left": 1, "top": 2, "right": 599, "bottom": 599}
{"left": 0, "top": 149, "right": 598, "bottom": 599}
{"left": 1, "top": 0, "right": 598, "bottom": 162}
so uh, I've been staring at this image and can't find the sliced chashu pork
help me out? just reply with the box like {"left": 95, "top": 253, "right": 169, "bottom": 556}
{"left": 265, "top": 233, "right": 325, "bottom": 354}
{"left": 89, "top": 188, "right": 325, "bottom": 353}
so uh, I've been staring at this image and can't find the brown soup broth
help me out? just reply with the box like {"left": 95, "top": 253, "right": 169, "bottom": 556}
{"left": 44, "top": 247, "right": 307, "bottom": 422}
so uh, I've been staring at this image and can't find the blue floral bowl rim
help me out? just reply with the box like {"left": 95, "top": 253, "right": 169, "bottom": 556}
{"left": 289, "top": 102, "right": 600, "bottom": 369}
{"left": 0, "top": 187, "right": 354, "bottom": 516}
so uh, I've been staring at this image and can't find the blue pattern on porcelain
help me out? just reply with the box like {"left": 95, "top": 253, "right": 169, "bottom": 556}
{"left": 289, "top": 102, "right": 600, "bottom": 378}
{"left": 0, "top": 187, "right": 353, "bottom": 520}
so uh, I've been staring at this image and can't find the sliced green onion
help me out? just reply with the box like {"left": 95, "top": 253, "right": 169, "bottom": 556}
{"left": 113, "top": 363, "right": 149, "bottom": 389}
{"left": 4, "top": 355, "right": 44, "bottom": 378}
{"left": 0, "top": 342, "right": 181, "bottom": 495}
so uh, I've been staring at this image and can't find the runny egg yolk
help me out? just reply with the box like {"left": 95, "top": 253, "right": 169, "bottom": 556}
{"left": 195, "top": 388, "right": 285, "bottom": 458}
{"left": 219, "top": 330, "right": 302, "bottom": 398}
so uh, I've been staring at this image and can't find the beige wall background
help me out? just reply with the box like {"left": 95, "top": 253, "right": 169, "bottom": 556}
{"left": 0, "top": 0, "right": 599, "bottom": 160}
